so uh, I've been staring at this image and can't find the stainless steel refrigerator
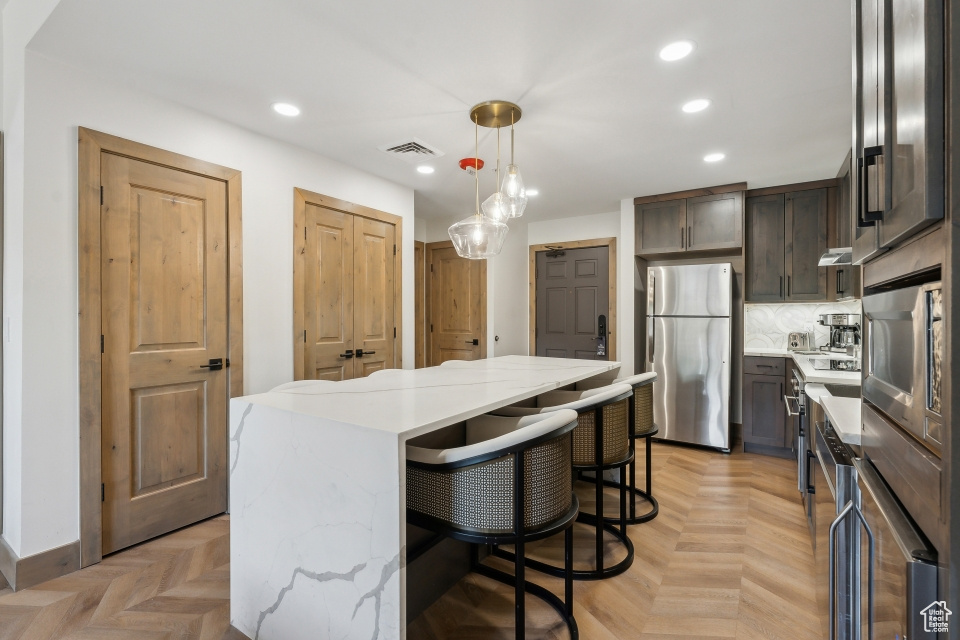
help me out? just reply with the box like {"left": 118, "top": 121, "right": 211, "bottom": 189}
{"left": 645, "top": 264, "right": 732, "bottom": 451}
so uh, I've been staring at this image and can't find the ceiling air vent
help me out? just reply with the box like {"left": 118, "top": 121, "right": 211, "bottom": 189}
{"left": 378, "top": 137, "right": 444, "bottom": 163}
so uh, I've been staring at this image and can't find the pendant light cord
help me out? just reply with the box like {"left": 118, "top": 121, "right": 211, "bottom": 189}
{"left": 475, "top": 114, "right": 480, "bottom": 219}
{"left": 510, "top": 109, "right": 515, "bottom": 164}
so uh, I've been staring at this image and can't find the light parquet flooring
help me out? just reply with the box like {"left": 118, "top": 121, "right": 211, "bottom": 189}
{"left": 408, "top": 442, "right": 822, "bottom": 640}
{"left": 0, "top": 444, "right": 821, "bottom": 639}
{"left": 0, "top": 516, "right": 230, "bottom": 640}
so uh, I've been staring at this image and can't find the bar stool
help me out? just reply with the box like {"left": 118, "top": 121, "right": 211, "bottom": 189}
{"left": 406, "top": 409, "right": 581, "bottom": 640}
{"left": 577, "top": 372, "right": 659, "bottom": 524}
{"left": 492, "top": 383, "right": 635, "bottom": 580}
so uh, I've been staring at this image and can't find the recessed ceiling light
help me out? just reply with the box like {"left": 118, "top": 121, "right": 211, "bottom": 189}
{"left": 659, "top": 41, "right": 696, "bottom": 62}
{"left": 682, "top": 99, "right": 711, "bottom": 113}
{"left": 526, "top": 188, "right": 539, "bottom": 197}
{"left": 704, "top": 152, "right": 726, "bottom": 163}
{"left": 417, "top": 165, "right": 435, "bottom": 174}
{"left": 272, "top": 102, "right": 301, "bottom": 117}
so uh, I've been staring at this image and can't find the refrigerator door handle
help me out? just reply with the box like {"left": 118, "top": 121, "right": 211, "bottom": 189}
{"left": 648, "top": 319, "right": 655, "bottom": 362}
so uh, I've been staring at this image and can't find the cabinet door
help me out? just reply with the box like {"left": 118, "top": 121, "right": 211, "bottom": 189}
{"left": 833, "top": 265, "right": 862, "bottom": 300}
{"left": 852, "top": 0, "right": 884, "bottom": 264}
{"left": 636, "top": 199, "right": 685, "bottom": 255}
{"left": 745, "top": 194, "right": 785, "bottom": 302}
{"left": 785, "top": 189, "right": 828, "bottom": 301}
{"left": 880, "top": 0, "right": 944, "bottom": 248}
{"left": 742, "top": 373, "right": 787, "bottom": 447}
{"left": 685, "top": 192, "right": 743, "bottom": 251}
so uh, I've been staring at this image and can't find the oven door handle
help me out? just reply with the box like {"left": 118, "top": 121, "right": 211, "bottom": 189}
{"left": 784, "top": 394, "right": 803, "bottom": 418}
{"left": 805, "top": 450, "right": 816, "bottom": 496}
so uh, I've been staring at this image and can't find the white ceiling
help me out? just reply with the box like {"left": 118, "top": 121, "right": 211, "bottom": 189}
{"left": 30, "top": 0, "right": 852, "bottom": 223}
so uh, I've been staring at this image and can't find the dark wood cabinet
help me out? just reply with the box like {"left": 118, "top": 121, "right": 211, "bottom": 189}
{"left": 852, "top": 0, "right": 944, "bottom": 263}
{"left": 745, "top": 195, "right": 785, "bottom": 302}
{"left": 743, "top": 358, "right": 790, "bottom": 451}
{"left": 784, "top": 189, "right": 828, "bottom": 301}
{"left": 636, "top": 199, "right": 685, "bottom": 254}
{"left": 635, "top": 186, "right": 743, "bottom": 258}
{"left": 831, "top": 151, "right": 862, "bottom": 301}
{"left": 746, "top": 188, "right": 829, "bottom": 302}
{"left": 685, "top": 192, "right": 743, "bottom": 251}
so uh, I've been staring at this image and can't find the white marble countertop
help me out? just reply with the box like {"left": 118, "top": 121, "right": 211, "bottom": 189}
{"left": 744, "top": 348, "right": 861, "bottom": 385}
{"left": 821, "top": 395, "right": 862, "bottom": 446}
{"left": 236, "top": 355, "right": 620, "bottom": 440}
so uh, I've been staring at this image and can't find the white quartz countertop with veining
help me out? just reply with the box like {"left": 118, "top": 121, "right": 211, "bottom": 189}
{"left": 821, "top": 396, "right": 862, "bottom": 446}
{"left": 744, "top": 348, "right": 861, "bottom": 385}
{"left": 235, "top": 355, "right": 620, "bottom": 440}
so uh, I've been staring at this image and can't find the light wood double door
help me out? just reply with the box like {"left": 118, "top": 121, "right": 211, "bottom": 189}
{"left": 298, "top": 194, "right": 399, "bottom": 380}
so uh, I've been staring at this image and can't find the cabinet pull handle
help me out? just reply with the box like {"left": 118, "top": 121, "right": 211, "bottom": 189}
{"left": 687, "top": 226, "right": 691, "bottom": 248}
{"left": 779, "top": 276, "right": 783, "bottom": 297}
{"left": 680, "top": 227, "right": 684, "bottom": 249}
{"left": 836, "top": 269, "right": 843, "bottom": 295}
{"left": 787, "top": 275, "right": 791, "bottom": 297}
{"left": 858, "top": 146, "right": 884, "bottom": 226}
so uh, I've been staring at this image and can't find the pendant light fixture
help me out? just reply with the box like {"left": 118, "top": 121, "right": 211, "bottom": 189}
{"left": 448, "top": 112, "right": 508, "bottom": 259}
{"left": 500, "top": 108, "right": 527, "bottom": 219}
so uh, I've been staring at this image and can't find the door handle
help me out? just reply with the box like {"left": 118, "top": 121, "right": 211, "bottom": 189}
{"left": 355, "top": 349, "right": 376, "bottom": 358}
{"left": 829, "top": 500, "right": 875, "bottom": 640}
{"left": 648, "top": 320, "right": 655, "bottom": 361}
{"left": 200, "top": 358, "right": 223, "bottom": 371}
{"left": 836, "top": 269, "right": 843, "bottom": 295}
{"left": 787, "top": 275, "right": 791, "bottom": 297}
{"left": 464, "top": 339, "right": 479, "bottom": 345}
{"left": 805, "top": 450, "right": 816, "bottom": 495}
{"left": 339, "top": 351, "right": 354, "bottom": 359}
{"left": 687, "top": 225, "right": 691, "bottom": 248}
{"left": 680, "top": 227, "right": 684, "bottom": 249}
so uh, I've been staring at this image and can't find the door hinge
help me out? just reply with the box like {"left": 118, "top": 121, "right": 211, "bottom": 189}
{"left": 304, "top": 330, "right": 307, "bottom": 342}
{"left": 101, "top": 335, "right": 104, "bottom": 353}
{"left": 430, "top": 324, "right": 434, "bottom": 332}
{"left": 394, "top": 327, "right": 396, "bottom": 338}
{"left": 393, "top": 244, "right": 397, "bottom": 256}
{"left": 304, "top": 227, "right": 307, "bottom": 240}
{"left": 101, "top": 484, "right": 105, "bottom": 502}
{"left": 430, "top": 264, "right": 433, "bottom": 272}
{"left": 100, "top": 186, "right": 104, "bottom": 206}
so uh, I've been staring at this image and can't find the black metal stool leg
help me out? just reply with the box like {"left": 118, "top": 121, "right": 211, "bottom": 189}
{"left": 620, "top": 464, "right": 627, "bottom": 538}
{"left": 629, "top": 453, "right": 637, "bottom": 521}
{"left": 645, "top": 434, "right": 653, "bottom": 495}
{"left": 565, "top": 526, "right": 573, "bottom": 616}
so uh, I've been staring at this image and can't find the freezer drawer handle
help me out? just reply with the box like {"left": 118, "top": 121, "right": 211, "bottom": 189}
{"left": 829, "top": 500, "right": 875, "bottom": 640}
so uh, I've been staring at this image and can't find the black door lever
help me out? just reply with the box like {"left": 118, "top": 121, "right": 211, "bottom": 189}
{"left": 200, "top": 358, "right": 223, "bottom": 371}
{"left": 339, "top": 351, "right": 354, "bottom": 359}
{"left": 355, "top": 349, "right": 376, "bottom": 358}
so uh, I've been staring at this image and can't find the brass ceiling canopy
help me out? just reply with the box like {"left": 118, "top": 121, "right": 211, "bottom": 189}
{"left": 470, "top": 100, "right": 522, "bottom": 128}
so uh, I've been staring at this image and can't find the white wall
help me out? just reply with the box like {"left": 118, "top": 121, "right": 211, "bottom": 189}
{"left": 4, "top": 51, "right": 414, "bottom": 558}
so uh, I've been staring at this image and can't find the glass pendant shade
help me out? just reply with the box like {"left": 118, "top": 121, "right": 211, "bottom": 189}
{"left": 481, "top": 191, "right": 509, "bottom": 222}
{"left": 500, "top": 164, "right": 527, "bottom": 218}
{"left": 448, "top": 214, "right": 509, "bottom": 259}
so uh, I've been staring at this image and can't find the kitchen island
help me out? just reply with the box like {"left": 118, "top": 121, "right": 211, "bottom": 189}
{"left": 227, "top": 356, "right": 620, "bottom": 640}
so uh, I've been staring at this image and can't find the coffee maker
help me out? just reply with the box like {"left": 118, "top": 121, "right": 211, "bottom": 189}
{"left": 818, "top": 313, "right": 861, "bottom": 356}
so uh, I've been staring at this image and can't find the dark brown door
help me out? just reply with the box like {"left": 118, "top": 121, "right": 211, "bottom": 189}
{"left": 745, "top": 194, "right": 786, "bottom": 302}
{"left": 635, "top": 199, "right": 685, "bottom": 255}
{"left": 685, "top": 192, "right": 743, "bottom": 251}
{"left": 535, "top": 246, "right": 609, "bottom": 359}
{"left": 100, "top": 153, "right": 228, "bottom": 554}
{"left": 785, "top": 189, "right": 828, "bottom": 301}
{"left": 428, "top": 244, "right": 485, "bottom": 365}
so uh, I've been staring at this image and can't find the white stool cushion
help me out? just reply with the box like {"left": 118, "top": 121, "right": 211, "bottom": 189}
{"left": 406, "top": 409, "right": 578, "bottom": 465}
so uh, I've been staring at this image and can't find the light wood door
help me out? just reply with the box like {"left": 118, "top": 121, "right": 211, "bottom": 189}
{"left": 352, "top": 216, "right": 396, "bottom": 377}
{"left": 414, "top": 241, "right": 425, "bottom": 368}
{"left": 428, "top": 244, "right": 485, "bottom": 365}
{"left": 100, "top": 153, "right": 228, "bottom": 555}
{"left": 304, "top": 204, "right": 355, "bottom": 381}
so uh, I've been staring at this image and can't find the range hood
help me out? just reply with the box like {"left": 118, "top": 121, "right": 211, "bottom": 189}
{"left": 819, "top": 247, "right": 853, "bottom": 266}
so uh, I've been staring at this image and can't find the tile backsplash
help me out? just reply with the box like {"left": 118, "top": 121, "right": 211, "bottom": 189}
{"left": 744, "top": 300, "right": 863, "bottom": 349}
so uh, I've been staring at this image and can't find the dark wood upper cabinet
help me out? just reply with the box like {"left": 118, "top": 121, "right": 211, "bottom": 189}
{"left": 832, "top": 151, "right": 862, "bottom": 301}
{"left": 784, "top": 189, "right": 828, "bottom": 301}
{"left": 852, "top": 0, "right": 943, "bottom": 263}
{"left": 635, "top": 187, "right": 743, "bottom": 258}
{"left": 685, "top": 192, "right": 743, "bottom": 252}
{"left": 636, "top": 199, "right": 685, "bottom": 255}
{"left": 745, "top": 194, "right": 786, "bottom": 302}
